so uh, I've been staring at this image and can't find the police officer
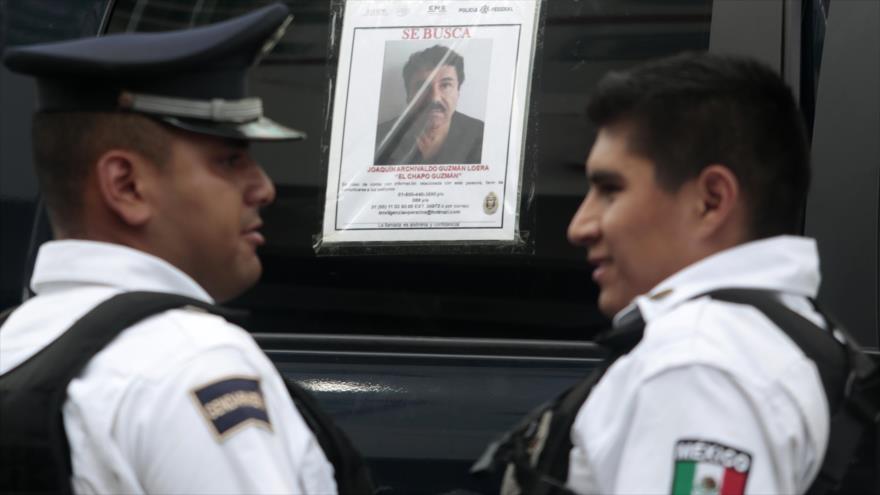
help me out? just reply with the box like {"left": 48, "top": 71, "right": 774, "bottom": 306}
{"left": 566, "top": 53, "right": 823, "bottom": 494}
{"left": 0, "top": 4, "right": 338, "bottom": 493}
{"left": 479, "top": 53, "right": 830, "bottom": 495}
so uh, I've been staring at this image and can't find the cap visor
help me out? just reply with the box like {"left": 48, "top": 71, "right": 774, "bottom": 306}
{"left": 159, "top": 116, "right": 306, "bottom": 141}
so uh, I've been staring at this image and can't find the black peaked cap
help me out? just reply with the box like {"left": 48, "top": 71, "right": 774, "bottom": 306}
{"left": 2, "top": 2, "right": 305, "bottom": 141}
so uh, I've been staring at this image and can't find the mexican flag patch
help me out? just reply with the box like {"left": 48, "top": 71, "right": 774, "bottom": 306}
{"left": 671, "top": 439, "right": 752, "bottom": 495}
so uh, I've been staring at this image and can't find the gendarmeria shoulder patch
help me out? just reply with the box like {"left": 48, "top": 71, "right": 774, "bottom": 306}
{"left": 671, "top": 439, "right": 752, "bottom": 495}
{"left": 191, "top": 376, "right": 272, "bottom": 440}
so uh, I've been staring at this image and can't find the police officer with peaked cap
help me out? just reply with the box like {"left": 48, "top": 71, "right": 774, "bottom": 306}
{"left": 0, "top": 3, "right": 339, "bottom": 493}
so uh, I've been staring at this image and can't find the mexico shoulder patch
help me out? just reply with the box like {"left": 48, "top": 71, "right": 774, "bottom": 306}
{"left": 671, "top": 439, "right": 752, "bottom": 495}
{"left": 191, "top": 376, "right": 272, "bottom": 440}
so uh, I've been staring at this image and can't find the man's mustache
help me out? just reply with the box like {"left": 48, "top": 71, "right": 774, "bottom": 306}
{"left": 414, "top": 99, "right": 447, "bottom": 115}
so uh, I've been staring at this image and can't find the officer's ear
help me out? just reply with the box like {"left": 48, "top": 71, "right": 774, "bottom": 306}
{"left": 94, "top": 149, "right": 154, "bottom": 227}
{"left": 693, "top": 164, "right": 746, "bottom": 241}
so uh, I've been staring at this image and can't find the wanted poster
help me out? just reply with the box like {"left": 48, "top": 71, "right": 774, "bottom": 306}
{"left": 321, "top": 0, "right": 540, "bottom": 245}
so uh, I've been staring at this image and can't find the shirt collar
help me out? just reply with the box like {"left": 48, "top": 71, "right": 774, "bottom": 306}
{"left": 30, "top": 240, "right": 214, "bottom": 303}
{"left": 612, "top": 235, "right": 821, "bottom": 326}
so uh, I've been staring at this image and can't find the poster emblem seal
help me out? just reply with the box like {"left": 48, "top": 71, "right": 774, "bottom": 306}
{"left": 483, "top": 192, "right": 499, "bottom": 214}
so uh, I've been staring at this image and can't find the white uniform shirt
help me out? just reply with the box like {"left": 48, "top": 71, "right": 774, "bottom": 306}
{"left": 0, "top": 240, "right": 337, "bottom": 494}
{"left": 566, "top": 236, "right": 829, "bottom": 495}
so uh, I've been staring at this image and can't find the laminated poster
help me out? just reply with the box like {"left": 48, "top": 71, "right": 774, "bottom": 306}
{"left": 321, "top": 0, "right": 541, "bottom": 244}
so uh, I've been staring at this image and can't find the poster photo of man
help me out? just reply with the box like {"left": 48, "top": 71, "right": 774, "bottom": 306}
{"left": 322, "top": 0, "right": 541, "bottom": 244}
{"left": 374, "top": 41, "right": 491, "bottom": 165}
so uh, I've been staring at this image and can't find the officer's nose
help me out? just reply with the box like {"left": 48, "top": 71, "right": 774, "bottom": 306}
{"left": 245, "top": 160, "right": 276, "bottom": 208}
{"left": 567, "top": 192, "right": 600, "bottom": 247}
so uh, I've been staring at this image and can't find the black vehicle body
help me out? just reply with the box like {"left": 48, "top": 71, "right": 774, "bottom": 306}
{"left": 1, "top": 1, "right": 877, "bottom": 493}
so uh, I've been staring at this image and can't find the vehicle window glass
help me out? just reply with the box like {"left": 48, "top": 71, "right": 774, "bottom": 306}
{"left": 0, "top": 0, "right": 108, "bottom": 309}
{"left": 3, "top": 0, "right": 106, "bottom": 46}
{"left": 105, "top": 0, "right": 713, "bottom": 339}
{"left": 801, "top": 0, "right": 829, "bottom": 131}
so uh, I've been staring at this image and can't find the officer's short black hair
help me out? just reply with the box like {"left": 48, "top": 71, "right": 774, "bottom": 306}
{"left": 32, "top": 112, "right": 172, "bottom": 235}
{"left": 586, "top": 51, "right": 811, "bottom": 239}
{"left": 403, "top": 45, "right": 465, "bottom": 95}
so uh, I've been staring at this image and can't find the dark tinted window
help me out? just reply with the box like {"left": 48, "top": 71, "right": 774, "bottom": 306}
{"left": 105, "top": 0, "right": 713, "bottom": 339}
{"left": 2, "top": 0, "right": 106, "bottom": 47}
{"left": 0, "top": 0, "right": 107, "bottom": 308}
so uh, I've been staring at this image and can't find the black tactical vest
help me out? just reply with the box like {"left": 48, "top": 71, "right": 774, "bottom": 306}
{"left": 472, "top": 289, "right": 880, "bottom": 495}
{"left": 0, "top": 291, "right": 376, "bottom": 495}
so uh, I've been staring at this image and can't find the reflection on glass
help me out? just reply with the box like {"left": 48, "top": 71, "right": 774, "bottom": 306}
{"left": 297, "top": 378, "right": 406, "bottom": 394}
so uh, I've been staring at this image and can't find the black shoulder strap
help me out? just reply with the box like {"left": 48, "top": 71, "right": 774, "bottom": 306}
{"left": 2, "top": 292, "right": 378, "bottom": 494}
{"left": 3, "top": 291, "right": 231, "bottom": 384}
{"left": 0, "top": 291, "right": 227, "bottom": 494}
{"left": 705, "top": 289, "right": 879, "bottom": 495}
{"left": 705, "top": 289, "right": 849, "bottom": 409}
{"left": 471, "top": 307, "right": 645, "bottom": 495}
{"left": 475, "top": 289, "right": 878, "bottom": 495}
{"left": 529, "top": 309, "right": 646, "bottom": 495}
{"left": 283, "top": 378, "right": 378, "bottom": 495}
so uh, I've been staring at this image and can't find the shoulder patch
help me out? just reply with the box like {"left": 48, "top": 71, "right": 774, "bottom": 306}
{"left": 191, "top": 376, "right": 272, "bottom": 440}
{"left": 671, "top": 439, "right": 751, "bottom": 495}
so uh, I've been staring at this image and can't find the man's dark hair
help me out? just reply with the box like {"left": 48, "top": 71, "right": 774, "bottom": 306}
{"left": 586, "top": 51, "right": 811, "bottom": 239}
{"left": 402, "top": 45, "right": 465, "bottom": 95}
{"left": 32, "top": 112, "right": 171, "bottom": 235}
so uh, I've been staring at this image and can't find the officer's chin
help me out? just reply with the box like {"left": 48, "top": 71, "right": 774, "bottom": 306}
{"left": 210, "top": 257, "right": 263, "bottom": 303}
{"left": 597, "top": 289, "right": 627, "bottom": 319}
